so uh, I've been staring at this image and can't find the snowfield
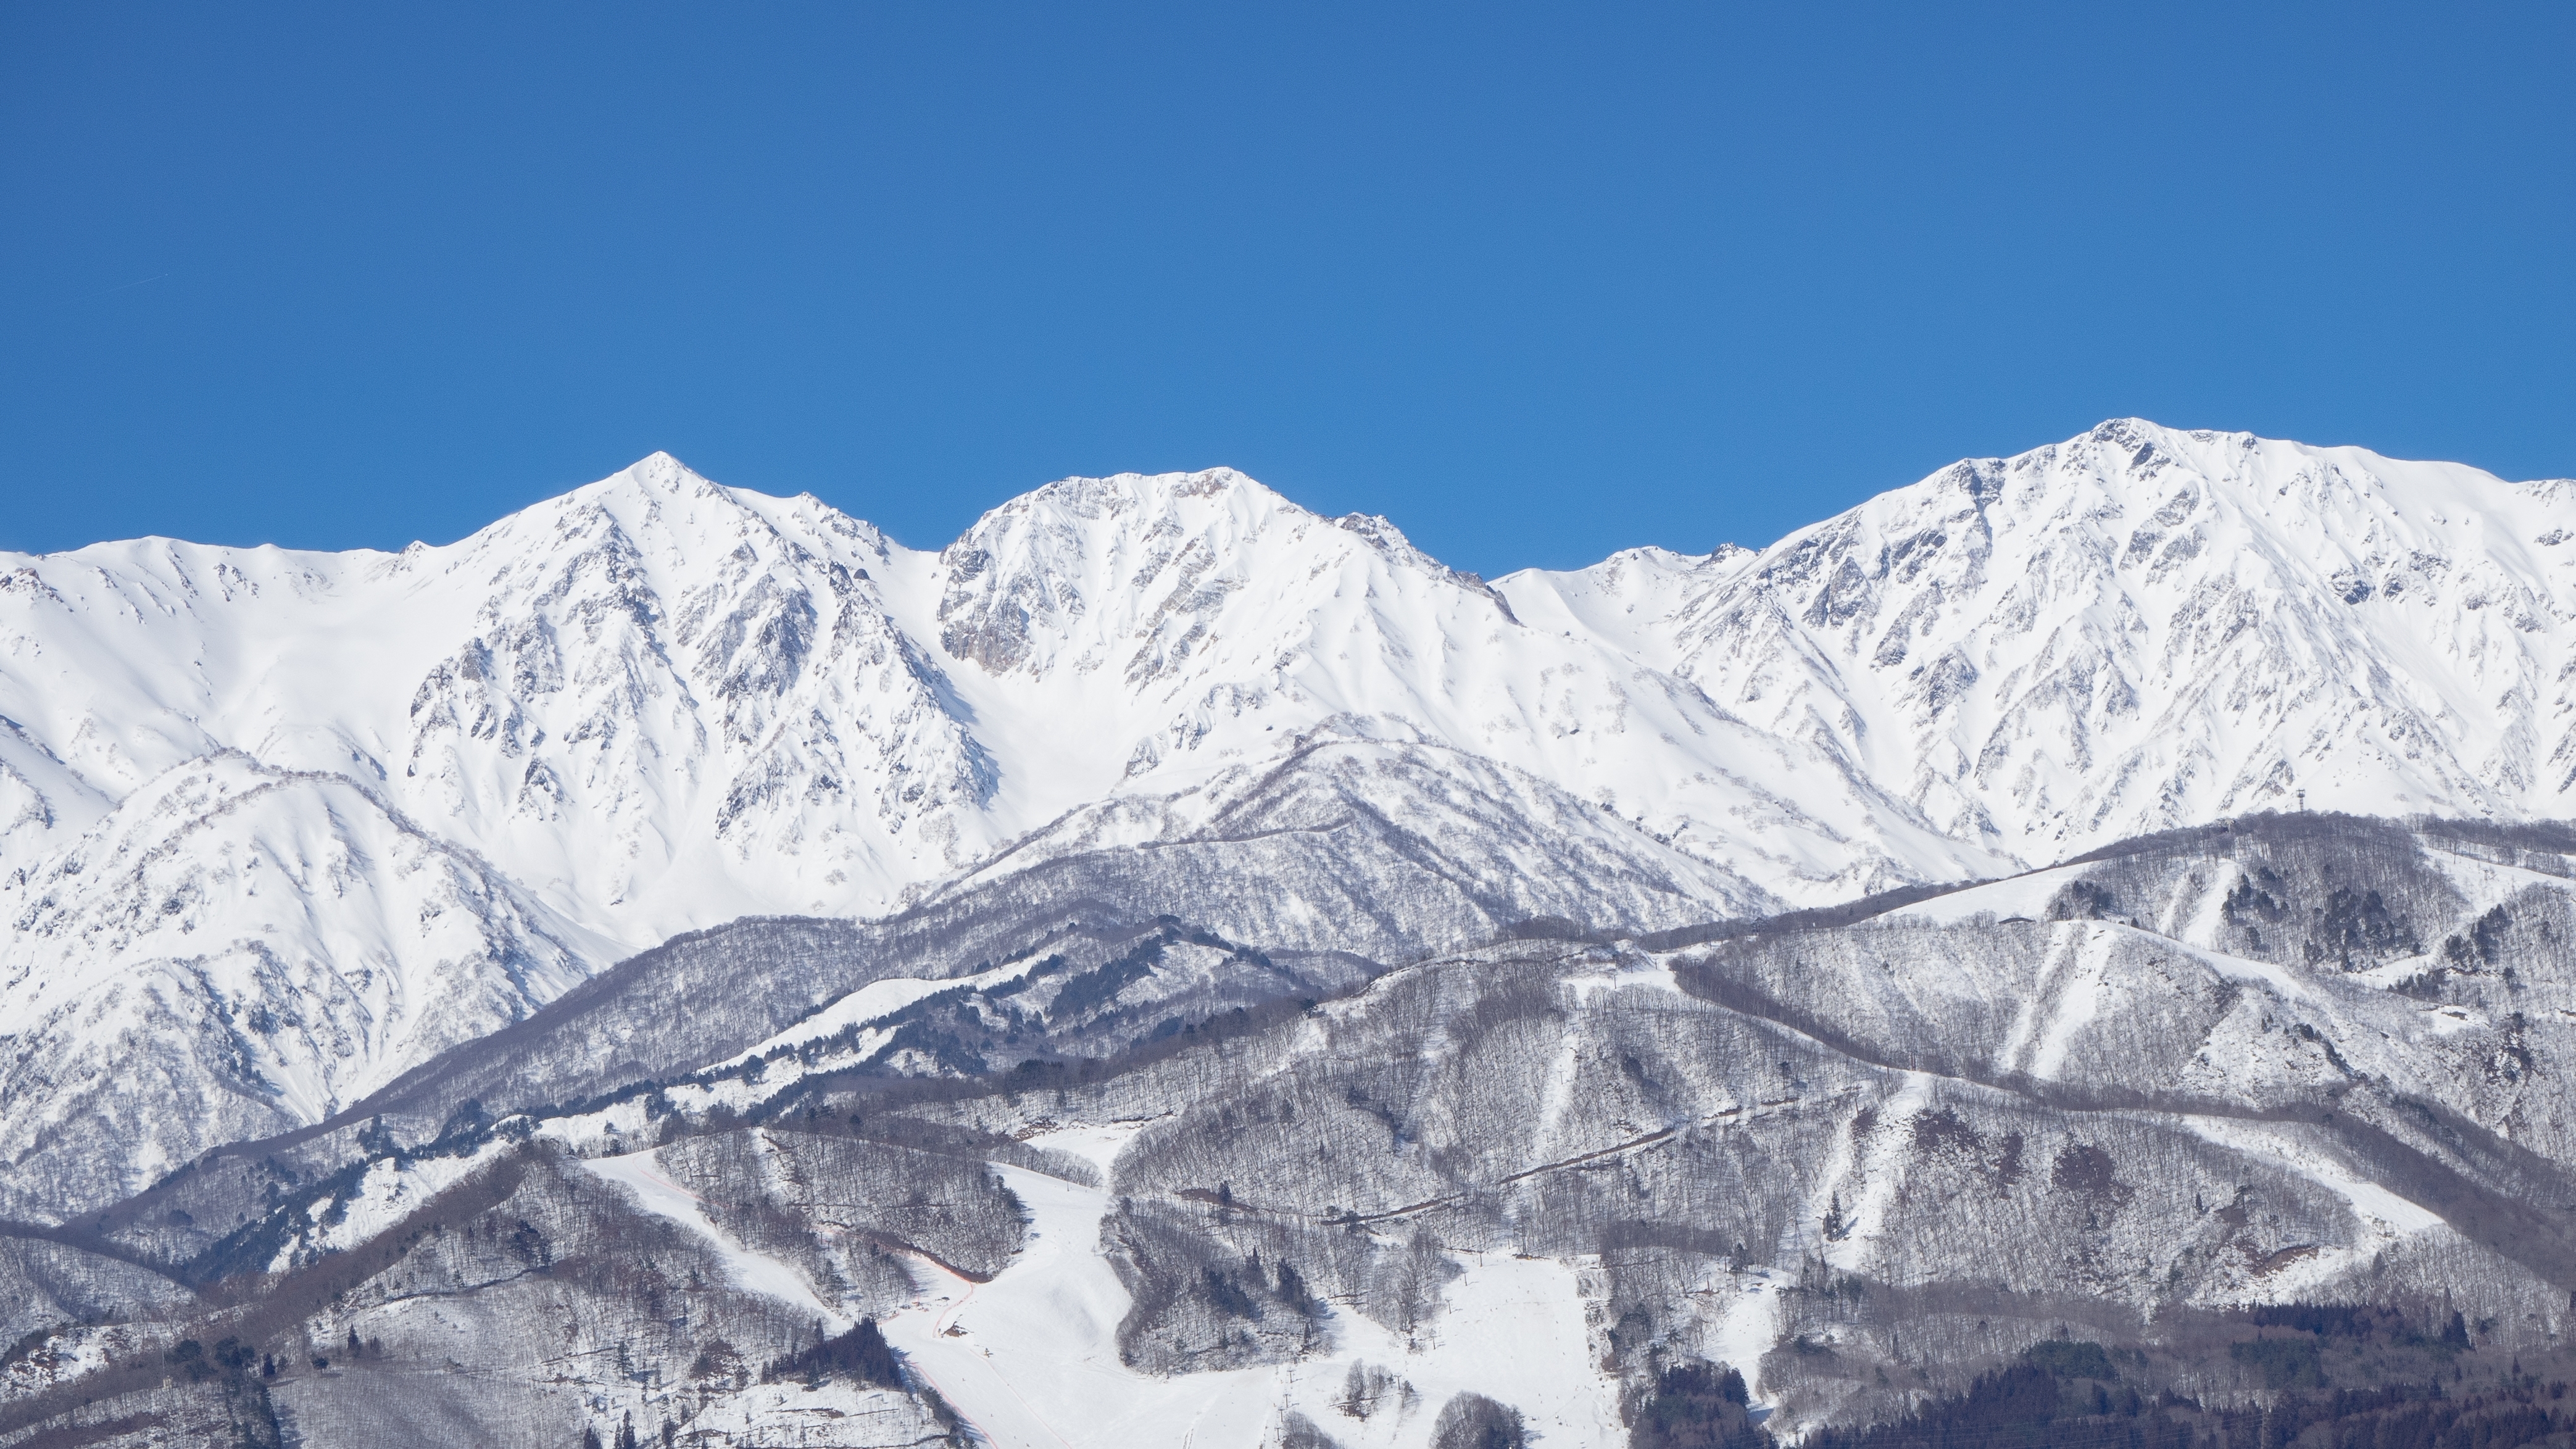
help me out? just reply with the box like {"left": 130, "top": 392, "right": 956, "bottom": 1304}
{"left": 880, "top": 1129, "right": 1626, "bottom": 1449}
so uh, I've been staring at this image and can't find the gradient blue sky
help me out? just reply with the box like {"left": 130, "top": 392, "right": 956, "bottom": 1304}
{"left": 4, "top": 3, "right": 2570, "bottom": 575}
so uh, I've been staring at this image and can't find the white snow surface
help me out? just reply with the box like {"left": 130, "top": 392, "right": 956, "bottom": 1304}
{"left": 1883, "top": 866, "right": 2074, "bottom": 926}
{"left": 1503, "top": 418, "right": 2576, "bottom": 858}
{"left": 9, "top": 420, "right": 2576, "bottom": 1211}
{"left": 711, "top": 955, "right": 1044, "bottom": 1074}
{"left": 582, "top": 1147, "right": 850, "bottom": 1329}
{"left": 881, "top": 1132, "right": 1624, "bottom": 1448}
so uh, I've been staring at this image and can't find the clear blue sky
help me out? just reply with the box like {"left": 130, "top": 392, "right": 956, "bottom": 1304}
{"left": 4, "top": 3, "right": 2570, "bottom": 575}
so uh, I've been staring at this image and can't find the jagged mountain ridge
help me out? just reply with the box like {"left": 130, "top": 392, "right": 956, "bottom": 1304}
{"left": 1504, "top": 418, "right": 2576, "bottom": 858}
{"left": 0, "top": 450, "right": 2001, "bottom": 1208}
{"left": 0, "top": 453, "right": 2010, "bottom": 931}
{"left": 6, "top": 420, "right": 2575, "bottom": 1227}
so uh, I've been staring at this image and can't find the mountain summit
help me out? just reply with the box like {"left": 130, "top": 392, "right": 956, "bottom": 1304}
{"left": 2, "top": 421, "right": 2569, "bottom": 1211}
{"left": 9, "top": 422, "right": 2576, "bottom": 1449}
{"left": 1506, "top": 418, "right": 2576, "bottom": 853}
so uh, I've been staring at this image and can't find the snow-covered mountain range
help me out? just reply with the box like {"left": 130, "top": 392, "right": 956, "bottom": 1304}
{"left": 5, "top": 419, "right": 2574, "bottom": 1204}
{"left": 9, "top": 417, "right": 2576, "bottom": 1449}
{"left": 1507, "top": 418, "right": 2576, "bottom": 855}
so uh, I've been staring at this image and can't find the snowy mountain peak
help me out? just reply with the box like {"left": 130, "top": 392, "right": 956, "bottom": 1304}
{"left": 1508, "top": 419, "right": 2576, "bottom": 862}
{"left": 576, "top": 447, "right": 713, "bottom": 499}
{"left": 1020, "top": 463, "right": 1273, "bottom": 512}
{"left": 16, "top": 424, "right": 2576, "bottom": 1224}
{"left": 465, "top": 450, "right": 894, "bottom": 575}
{"left": 22, "top": 427, "right": 2576, "bottom": 1449}
{"left": 929, "top": 465, "right": 1518, "bottom": 684}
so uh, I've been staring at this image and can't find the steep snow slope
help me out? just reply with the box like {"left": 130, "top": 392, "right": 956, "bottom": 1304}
{"left": 0, "top": 456, "right": 998, "bottom": 936}
{"left": 0, "top": 454, "right": 1987, "bottom": 947}
{"left": 0, "top": 454, "right": 2004, "bottom": 1210}
{"left": 1503, "top": 418, "right": 2576, "bottom": 859}
{"left": 15, "top": 420, "right": 2576, "bottom": 1222}
{"left": 883, "top": 465, "right": 1986, "bottom": 899}
{"left": 0, "top": 753, "right": 605, "bottom": 1214}
{"left": 914, "top": 726, "right": 1789, "bottom": 929}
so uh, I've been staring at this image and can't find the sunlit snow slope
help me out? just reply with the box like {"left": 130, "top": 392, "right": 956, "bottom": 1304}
{"left": 1503, "top": 418, "right": 2576, "bottom": 859}
{"left": 0, "top": 452, "right": 1990, "bottom": 1206}
{"left": 7, "top": 419, "right": 2572, "bottom": 1208}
